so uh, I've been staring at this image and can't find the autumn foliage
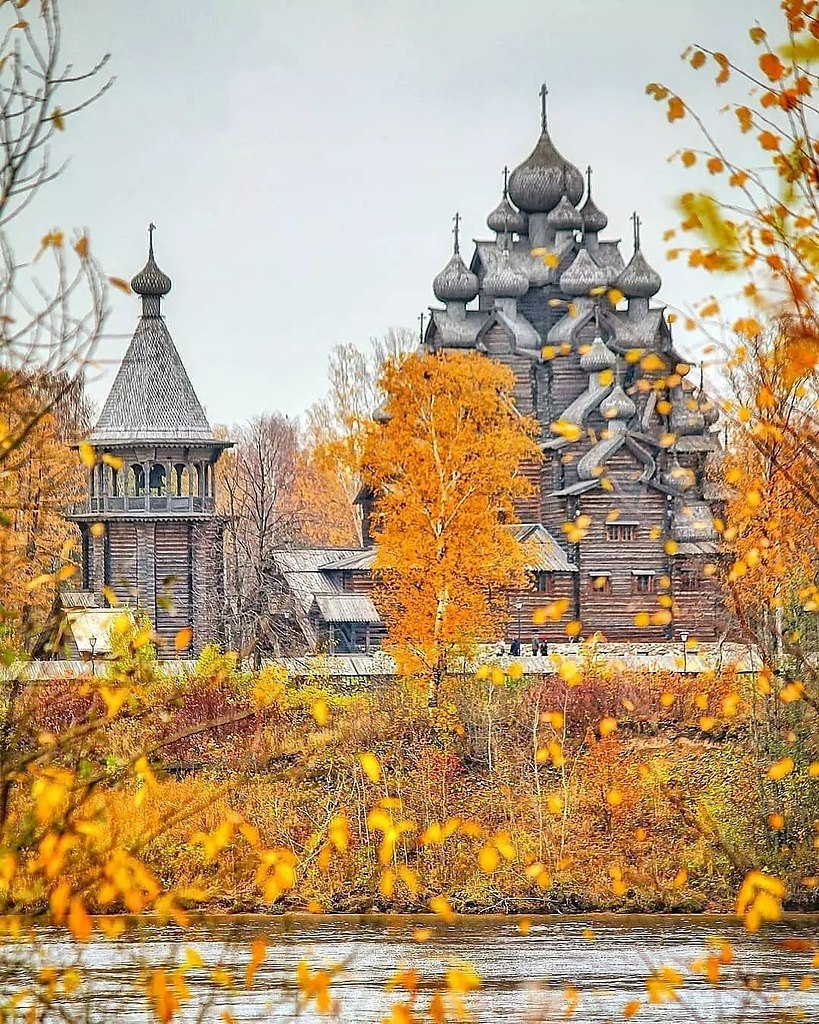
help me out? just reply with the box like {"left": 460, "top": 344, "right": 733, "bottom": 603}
{"left": 361, "top": 351, "right": 540, "bottom": 701}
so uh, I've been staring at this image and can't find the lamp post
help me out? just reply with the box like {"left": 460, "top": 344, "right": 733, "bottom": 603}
{"left": 89, "top": 635, "right": 97, "bottom": 678}
{"left": 680, "top": 630, "right": 689, "bottom": 673}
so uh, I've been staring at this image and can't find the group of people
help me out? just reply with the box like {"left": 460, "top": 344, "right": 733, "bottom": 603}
{"left": 498, "top": 638, "right": 550, "bottom": 657}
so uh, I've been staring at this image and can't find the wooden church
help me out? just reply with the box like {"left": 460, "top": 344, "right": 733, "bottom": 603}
{"left": 270, "top": 89, "right": 727, "bottom": 652}
{"left": 66, "top": 228, "right": 230, "bottom": 655}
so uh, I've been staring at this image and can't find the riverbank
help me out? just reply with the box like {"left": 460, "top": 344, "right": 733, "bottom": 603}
{"left": 19, "top": 656, "right": 819, "bottom": 920}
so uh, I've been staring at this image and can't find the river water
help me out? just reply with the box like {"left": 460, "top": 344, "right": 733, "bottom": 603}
{"left": 2, "top": 914, "right": 818, "bottom": 1021}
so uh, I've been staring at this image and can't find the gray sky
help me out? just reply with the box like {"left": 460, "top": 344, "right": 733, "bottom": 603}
{"left": 21, "top": 0, "right": 771, "bottom": 426}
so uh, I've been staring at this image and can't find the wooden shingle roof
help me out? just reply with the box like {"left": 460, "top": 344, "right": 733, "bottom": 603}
{"left": 89, "top": 314, "right": 216, "bottom": 446}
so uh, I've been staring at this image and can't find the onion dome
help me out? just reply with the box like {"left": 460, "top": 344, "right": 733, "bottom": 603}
{"left": 546, "top": 194, "right": 583, "bottom": 232}
{"left": 508, "top": 88, "right": 583, "bottom": 213}
{"left": 487, "top": 195, "right": 528, "bottom": 236}
{"left": 131, "top": 224, "right": 172, "bottom": 296}
{"left": 580, "top": 195, "right": 608, "bottom": 233}
{"left": 559, "top": 248, "right": 609, "bottom": 296}
{"left": 579, "top": 165, "right": 608, "bottom": 233}
{"left": 487, "top": 166, "right": 528, "bottom": 235}
{"left": 484, "top": 249, "right": 529, "bottom": 299}
{"left": 433, "top": 253, "right": 479, "bottom": 302}
{"left": 580, "top": 334, "right": 617, "bottom": 373}
{"left": 600, "top": 384, "right": 636, "bottom": 421}
{"left": 615, "top": 248, "right": 662, "bottom": 299}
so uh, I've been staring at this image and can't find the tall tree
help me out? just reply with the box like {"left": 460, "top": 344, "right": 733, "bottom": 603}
{"left": 219, "top": 414, "right": 301, "bottom": 659}
{"left": 361, "top": 351, "right": 540, "bottom": 705}
{"left": 307, "top": 329, "right": 416, "bottom": 542}
{"left": 648, "top": 0, "right": 819, "bottom": 683}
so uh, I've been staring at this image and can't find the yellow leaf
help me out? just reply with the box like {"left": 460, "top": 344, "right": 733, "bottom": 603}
{"left": 79, "top": 442, "right": 96, "bottom": 468}
{"left": 174, "top": 627, "right": 192, "bottom": 652}
{"left": 52, "top": 107, "right": 65, "bottom": 131}
{"left": 606, "top": 789, "right": 623, "bottom": 808}
{"left": 74, "top": 235, "right": 89, "bottom": 259}
{"left": 768, "top": 756, "right": 795, "bottom": 781}
{"left": 608, "top": 288, "right": 624, "bottom": 305}
{"left": 359, "top": 752, "right": 381, "bottom": 783}
{"left": 311, "top": 699, "right": 330, "bottom": 726}
{"left": 429, "top": 896, "right": 455, "bottom": 923}
{"left": 478, "top": 845, "right": 500, "bottom": 873}
{"left": 599, "top": 717, "right": 618, "bottom": 738}
{"left": 109, "top": 276, "right": 132, "bottom": 294}
{"left": 101, "top": 452, "right": 124, "bottom": 469}
{"left": 100, "top": 686, "right": 129, "bottom": 718}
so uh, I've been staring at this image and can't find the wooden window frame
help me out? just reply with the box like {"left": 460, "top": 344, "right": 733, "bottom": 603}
{"left": 588, "top": 573, "right": 612, "bottom": 595}
{"left": 535, "top": 571, "right": 555, "bottom": 595}
{"left": 632, "top": 572, "right": 657, "bottom": 595}
{"left": 606, "top": 522, "right": 637, "bottom": 542}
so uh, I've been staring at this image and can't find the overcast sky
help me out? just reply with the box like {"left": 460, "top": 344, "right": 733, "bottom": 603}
{"left": 17, "top": 0, "right": 772, "bottom": 427}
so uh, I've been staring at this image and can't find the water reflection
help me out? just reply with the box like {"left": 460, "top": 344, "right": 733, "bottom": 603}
{"left": 1, "top": 914, "right": 817, "bottom": 1021}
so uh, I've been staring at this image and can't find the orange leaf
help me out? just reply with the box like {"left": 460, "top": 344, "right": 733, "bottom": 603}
{"left": 759, "top": 52, "right": 785, "bottom": 81}
{"left": 681, "top": 150, "right": 696, "bottom": 167}
{"left": 109, "top": 276, "right": 131, "bottom": 294}
{"left": 174, "top": 627, "right": 193, "bottom": 652}
{"left": 758, "top": 131, "right": 781, "bottom": 150}
{"left": 667, "top": 96, "right": 685, "bottom": 122}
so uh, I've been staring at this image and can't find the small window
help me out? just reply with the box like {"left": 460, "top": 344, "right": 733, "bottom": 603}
{"left": 675, "top": 569, "right": 699, "bottom": 593}
{"left": 535, "top": 571, "right": 554, "bottom": 594}
{"left": 632, "top": 573, "right": 656, "bottom": 594}
{"left": 589, "top": 573, "right": 612, "bottom": 595}
{"left": 606, "top": 523, "right": 636, "bottom": 541}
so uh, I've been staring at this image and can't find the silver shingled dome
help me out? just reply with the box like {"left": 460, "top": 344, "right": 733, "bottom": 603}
{"left": 433, "top": 253, "right": 479, "bottom": 303}
{"left": 483, "top": 250, "right": 529, "bottom": 299}
{"left": 615, "top": 248, "right": 662, "bottom": 299}
{"left": 580, "top": 334, "right": 617, "bottom": 373}
{"left": 559, "top": 248, "right": 609, "bottom": 296}
{"left": 579, "top": 194, "right": 608, "bottom": 233}
{"left": 487, "top": 195, "right": 528, "bottom": 236}
{"left": 508, "top": 127, "right": 584, "bottom": 214}
{"left": 600, "top": 384, "right": 637, "bottom": 421}
{"left": 547, "top": 194, "right": 583, "bottom": 231}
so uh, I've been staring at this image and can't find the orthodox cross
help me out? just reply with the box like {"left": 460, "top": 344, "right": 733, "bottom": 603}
{"left": 418, "top": 311, "right": 426, "bottom": 343}
{"left": 148, "top": 222, "right": 156, "bottom": 255}
{"left": 631, "top": 211, "right": 642, "bottom": 250}
{"left": 586, "top": 165, "right": 593, "bottom": 196}
{"left": 502, "top": 165, "right": 509, "bottom": 198}
{"left": 452, "top": 211, "right": 461, "bottom": 254}
{"left": 539, "top": 83, "right": 548, "bottom": 131}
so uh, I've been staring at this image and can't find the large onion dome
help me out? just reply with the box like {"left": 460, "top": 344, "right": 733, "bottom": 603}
{"left": 487, "top": 195, "right": 528, "bottom": 236}
{"left": 483, "top": 250, "right": 529, "bottom": 299}
{"left": 616, "top": 248, "right": 662, "bottom": 299}
{"left": 600, "top": 384, "right": 636, "bottom": 421}
{"left": 547, "top": 194, "right": 583, "bottom": 232}
{"left": 580, "top": 334, "right": 617, "bottom": 373}
{"left": 131, "top": 226, "right": 172, "bottom": 296}
{"left": 433, "top": 252, "right": 479, "bottom": 303}
{"left": 559, "top": 248, "right": 609, "bottom": 296}
{"left": 508, "top": 123, "right": 584, "bottom": 213}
